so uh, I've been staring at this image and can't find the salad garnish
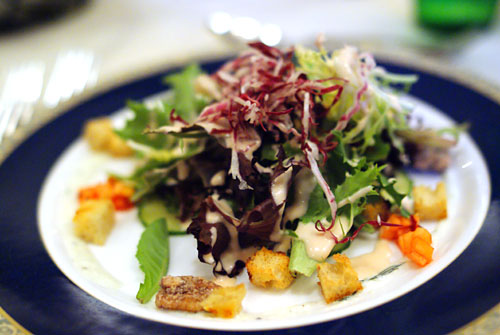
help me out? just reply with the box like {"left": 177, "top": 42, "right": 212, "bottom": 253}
{"left": 111, "top": 42, "right": 455, "bottom": 279}
{"left": 75, "top": 41, "right": 459, "bottom": 314}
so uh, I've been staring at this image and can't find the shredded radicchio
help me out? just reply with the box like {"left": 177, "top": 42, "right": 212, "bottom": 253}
{"left": 161, "top": 43, "right": 387, "bottom": 276}
{"left": 197, "top": 42, "right": 344, "bottom": 187}
{"left": 182, "top": 43, "right": 351, "bottom": 275}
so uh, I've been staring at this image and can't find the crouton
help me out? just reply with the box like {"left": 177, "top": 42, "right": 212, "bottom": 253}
{"left": 246, "top": 247, "right": 294, "bottom": 289}
{"left": 155, "top": 276, "right": 246, "bottom": 318}
{"left": 83, "top": 117, "right": 132, "bottom": 157}
{"left": 413, "top": 182, "right": 447, "bottom": 221}
{"left": 317, "top": 254, "right": 363, "bottom": 303}
{"left": 155, "top": 276, "right": 220, "bottom": 312}
{"left": 73, "top": 199, "right": 115, "bottom": 245}
{"left": 201, "top": 284, "right": 246, "bottom": 318}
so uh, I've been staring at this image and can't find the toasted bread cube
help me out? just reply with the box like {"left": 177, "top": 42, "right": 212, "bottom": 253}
{"left": 83, "top": 118, "right": 110, "bottom": 151}
{"left": 317, "top": 254, "right": 362, "bottom": 303}
{"left": 73, "top": 199, "right": 115, "bottom": 245}
{"left": 83, "top": 117, "right": 132, "bottom": 157}
{"left": 413, "top": 182, "right": 447, "bottom": 221}
{"left": 156, "top": 276, "right": 220, "bottom": 312}
{"left": 201, "top": 284, "right": 246, "bottom": 318}
{"left": 246, "top": 247, "right": 294, "bottom": 289}
{"left": 106, "top": 135, "right": 134, "bottom": 157}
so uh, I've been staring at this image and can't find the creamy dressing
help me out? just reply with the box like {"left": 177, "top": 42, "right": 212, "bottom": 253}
{"left": 213, "top": 276, "right": 237, "bottom": 287}
{"left": 203, "top": 253, "right": 215, "bottom": 264}
{"left": 269, "top": 205, "right": 286, "bottom": 243}
{"left": 209, "top": 227, "right": 218, "bottom": 247}
{"left": 268, "top": 167, "right": 292, "bottom": 243}
{"left": 204, "top": 195, "right": 258, "bottom": 274}
{"left": 210, "top": 170, "right": 226, "bottom": 186}
{"left": 274, "top": 235, "right": 292, "bottom": 253}
{"left": 295, "top": 223, "right": 335, "bottom": 261}
{"left": 350, "top": 240, "right": 392, "bottom": 280}
{"left": 212, "top": 194, "right": 235, "bottom": 218}
{"left": 219, "top": 217, "right": 258, "bottom": 274}
{"left": 295, "top": 214, "right": 351, "bottom": 261}
{"left": 284, "top": 169, "right": 316, "bottom": 223}
{"left": 271, "top": 167, "right": 292, "bottom": 206}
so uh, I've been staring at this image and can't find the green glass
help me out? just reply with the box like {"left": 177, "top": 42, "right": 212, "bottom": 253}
{"left": 417, "top": 0, "right": 498, "bottom": 31}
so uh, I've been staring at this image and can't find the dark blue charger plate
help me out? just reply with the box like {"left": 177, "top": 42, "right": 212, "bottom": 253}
{"left": 0, "top": 59, "right": 499, "bottom": 335}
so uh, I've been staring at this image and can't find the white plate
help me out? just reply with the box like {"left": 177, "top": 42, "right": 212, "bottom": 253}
{"left": 37, "top": 95, "right": 490, "bottom": 331}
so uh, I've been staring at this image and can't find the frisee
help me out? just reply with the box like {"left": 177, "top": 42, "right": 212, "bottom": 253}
{"left": 162, "top": 64, "right": 208, "bottom": 122}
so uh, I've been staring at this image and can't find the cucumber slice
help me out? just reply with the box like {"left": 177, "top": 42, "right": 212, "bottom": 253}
{"left": 394, "top": 171, "right": 413, "bottom": 196}
{"left": 138, "top": 196, "right": 187, "bottom": 234}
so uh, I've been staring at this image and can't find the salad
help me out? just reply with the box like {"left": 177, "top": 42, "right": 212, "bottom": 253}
{"left": 75, "top": 42, "right": 459, "bottom": 314}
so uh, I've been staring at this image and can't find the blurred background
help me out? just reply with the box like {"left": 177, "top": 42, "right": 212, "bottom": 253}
{"left": 0, "top": 0, "right": 499, "bottom": 332}
{"left": 0, "top": 0, "right": 499, "bottom": 155}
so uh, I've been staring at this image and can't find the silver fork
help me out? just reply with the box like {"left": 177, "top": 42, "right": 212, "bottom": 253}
{"left": 0, "top": 50, "right": 98, "bottom": 144}
{"left": 42, "top": 50, "right": 97, "bottom": 108}
{"left": 0, "top": 62, "right": 45, "bottom": 142}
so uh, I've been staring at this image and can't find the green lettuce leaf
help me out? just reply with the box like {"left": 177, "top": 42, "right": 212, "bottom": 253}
{"left": 138, "top": 194, "right": 187, "bottom": 234}
{"left": 364, "top": 135, "right": 391, "bottom": 162}
{"left": 136, "top": 218, "right": 170, "bottom": 303}
{"left": 259, "top": 143, "right": 279, "bottom": 161}
{"left": 163, "top": 64, "right": 207, "bottom": 122}
{"left": 133, "top": 142, "right": 204, "bottom": 162}
{"left": 301, "top": 184, "right": 330, "bottom": 223}
{"left": 334, "top": 164, "right": 384, "bottom": 203}
{"left": 116, "top": 64, "right": 208, "bottom": 151}
{"left": 115, "top": 100, "right": 171, "bottom": 149}
{"left": 374, "top": 72, "right": 418, "bottom": 92}
{"left": 325, "top": 132, "right": 352, "bottom": 185}
{"left": 329, "top": 240, "right": 351, "bottom": 254}
{"left": 301, "top": 162, "right": 383, "bottom": 224}
{"left": 127, "top": 143, "right": 204, "bottom": 201}
{"left": 289, "top": 238, "right": 318, "bottom": 277}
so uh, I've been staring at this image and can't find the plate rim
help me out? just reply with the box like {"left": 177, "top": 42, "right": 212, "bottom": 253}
{"left": 36, "top": 76, "right": 492, "bottom": 331}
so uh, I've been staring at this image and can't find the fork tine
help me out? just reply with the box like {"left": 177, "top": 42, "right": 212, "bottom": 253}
{"left": 5, "top": 103, "right": 25, "bottom": 137}
{"left": 20, "top": 103, "right": 35, "bottom": 126}
{"left": 0, "top": 104, "right": 14, "bottom": 143}
{"left": 0, "top": 62, "right": 45, "bottom": 142}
